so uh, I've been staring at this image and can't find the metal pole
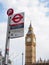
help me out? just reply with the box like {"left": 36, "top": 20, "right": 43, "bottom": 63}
{"left": 22, "top": 53, "right": 24, "bottom": 65}
{"left": 4, "top": 16, "right": 10, "bottom": 65}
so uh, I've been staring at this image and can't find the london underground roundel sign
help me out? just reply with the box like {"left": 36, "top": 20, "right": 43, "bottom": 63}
{"left": 12, "top": 14, "right": 23, "bottom": 23}
{"left": 7, "top": 8, "right": 14, "bottom": 16}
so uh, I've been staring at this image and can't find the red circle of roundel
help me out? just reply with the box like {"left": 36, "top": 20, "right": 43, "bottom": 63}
{"left": 7, "top": 8, "right": 14, "bottom": 16}
{"left": 12, "top": 14, "right": 23, "bottom": 23}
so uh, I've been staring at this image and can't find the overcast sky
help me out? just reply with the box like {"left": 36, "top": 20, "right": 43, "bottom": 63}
{"left": 0, "top": 0, "right": 49, "bottom": 65}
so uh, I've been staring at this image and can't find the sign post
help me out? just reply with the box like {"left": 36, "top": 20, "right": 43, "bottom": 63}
{"left": 9, "top": 12, "right": 24, "bottom": 38}
{"left": 4, "top": 8, "right": 14, "bottom": 65}
{"left": 4, "top": 8, "right": 24, "bottom": 65}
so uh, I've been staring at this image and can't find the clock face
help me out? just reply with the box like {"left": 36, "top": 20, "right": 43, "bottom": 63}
{"left": 33, "top": 38, "right": 36, "bottom": 42}
{"left": 27, "top": 37, "right": 31, "bottom": 42}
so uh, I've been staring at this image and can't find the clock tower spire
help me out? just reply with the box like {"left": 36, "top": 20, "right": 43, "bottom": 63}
{"left": 25, "top": 23, "right": 36, "bottom": 65}
{"left": 28, "top": 22, "right": 33, "bottom": 34}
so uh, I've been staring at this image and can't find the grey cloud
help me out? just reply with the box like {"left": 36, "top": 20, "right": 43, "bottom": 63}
{"left": 46, "top": 12, "right": 49, "bottom": 16}
{"left": 39, "top": 0, "right": 48, "bottom": 3}
{"left": 44, "top": 2, "right": 49, "bottom": 8}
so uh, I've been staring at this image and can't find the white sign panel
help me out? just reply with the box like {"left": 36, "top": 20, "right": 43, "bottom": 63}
{"left": 9, "top": 12, "right": 24, "bottom": 38}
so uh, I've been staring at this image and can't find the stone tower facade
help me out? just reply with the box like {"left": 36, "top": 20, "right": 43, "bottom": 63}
{"left": 25, "top": 23, "right": 36, "bottom": 65}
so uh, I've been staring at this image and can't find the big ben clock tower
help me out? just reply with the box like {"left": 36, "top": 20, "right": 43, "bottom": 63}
{"left": 25, "top": 23, "right": 36, "bottom": 65}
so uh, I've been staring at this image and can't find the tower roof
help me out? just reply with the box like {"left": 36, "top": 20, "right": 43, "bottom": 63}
{"left": 29, "top": 22, "right": 32, "bottom": 28}
{"left": 29, "top": 22, "right": 33, "bottom": 30}
{"left": 27, "top": 22, "right": 33, "bottom": 34}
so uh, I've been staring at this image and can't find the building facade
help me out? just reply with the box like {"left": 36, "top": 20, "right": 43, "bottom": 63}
{"left": 25, "top": 23, "right": 49, "bottom": 65}
{"left": 25, "top": 23, "right": 36, "bottom": 65}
